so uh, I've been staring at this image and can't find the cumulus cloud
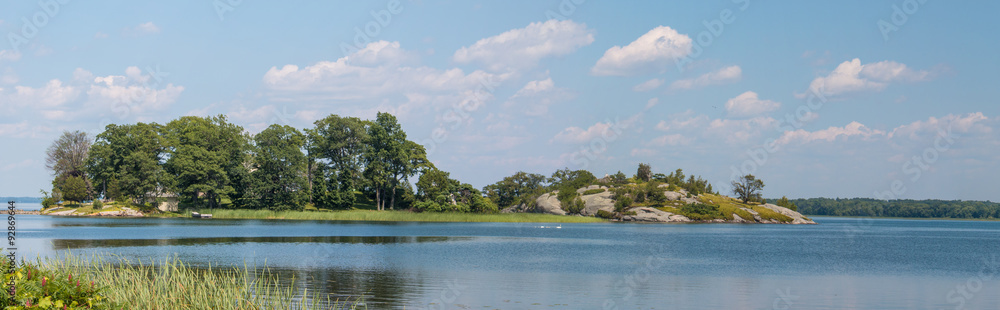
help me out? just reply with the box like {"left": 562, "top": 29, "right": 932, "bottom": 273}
{"left": 654, "top": 109, "right": 776, "bottom": 144}
{"left": 504, "top": 77, "right": 572, "bottom": 116}
{"left": 777, "top": 121, "right": 886, "bottom": 145}
{"left": 0, "top": 121, "right": 50, "bottom": 138}
{"left": 552, "top": 121, "right": 622, "bottom": 144}
{"left": 646, "top": 134, "right": 692, "bottom": 147}
{"left": 804, "top": 58, "right": 930, "bottom": 97}
{"left": 591, "top": 26, "right": 692, "bottom": 76}
{"left": 725, "top": 91, "right": 780, "bottom": 118}
{"left": 0, "top": 50, "right": 21, "bottom": 63}
{"left": 669, "top": 66, "right": 741, "bottom": 90}
{"left": 125, "top": 22, "right": 160, "bottom": 36}
{"left": 632, "top": 78, "right": 664, "bottom": 92}
{"left": 453, "top": 19, "right": 595, "bottom": 72}
{"left": 264, "top": 41, "right": 509, "bottom": 105}
{"left": 3, "top": 79, "right": 80, "bottom": 109}
{"left": 888, "top": 112, "right": 991, "bottom": 140}
{"left": 86, "top": 66, "right": 185, "bottom": 116}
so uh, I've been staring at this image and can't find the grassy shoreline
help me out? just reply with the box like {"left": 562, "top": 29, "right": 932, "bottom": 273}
{"left": 183, "top": 209, "right": 607, "bottom": 223}
{"left": 2, "top": 253, "right": 362, "bottom": 309}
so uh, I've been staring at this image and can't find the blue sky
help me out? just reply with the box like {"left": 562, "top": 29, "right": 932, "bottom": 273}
{"left": 1, "top": 1, "right": 998, "bottom": 201}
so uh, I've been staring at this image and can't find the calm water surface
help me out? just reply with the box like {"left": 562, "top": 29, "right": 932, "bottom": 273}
{"left": 15, "top": 215, "right": 1000, "bottom": 309}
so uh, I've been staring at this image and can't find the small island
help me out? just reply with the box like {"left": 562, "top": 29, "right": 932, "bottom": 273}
{"left": 38, "top": 113, "right": 812, "bottom": 224}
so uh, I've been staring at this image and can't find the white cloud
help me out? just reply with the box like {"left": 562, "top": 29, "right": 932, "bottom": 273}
{"left": 86, "top": 66, "right": 184, "bottom": 115}
{"left": 632, "top": 78, "right": 664, "bottom": 92}
{"left": 129, "top": 22, "right": 160, "bottom": 35}
{"left": 805, "top": 58, "right": 930, "bottom": 97}
{"left": 646, "top": 134, "right": 691, "bottom": 147}
{"left": 0, "top": 50, "right": 22, "bottom": 62}
{"left": 1, "top": 68, "right": 18, "bottom": 84}
{"left": 453, "top": 19, "right": 595, "bottom": 72}
{"left": 645, "top": 98, "right": 659, "bottom": 110}
{"left": 591, "top": 26, "right": 692, "bottom": 76}
{"left": 655, "top": 110, "right": 709, "bottom": 132}
{"left": 0, "top": 121, "right": 49, "bottom": 138}
{"left": 264, "top": 41, "right": 510, "bottom": 105}
{"left": 725, "top": 91, "right": 780, "bottom": 118}
{"left": 94, "top": 32, "right": 109, "bottom": 39}
{"left": 4, "top": 79, "right": 80, "bottom": 109}
{"left": 552, "top": 121, "right": 620, "bottom": 144}
{"left": 888, "top": 112, "right": 991, "bottom": 140}
{"left": 776, "top": 121, "right": 886, "bottom": 145}
{"left": 669, "top": 65, "right": 742, "bottom": 90}
{"left": 706, "top": 116, "right": 779, "bottom": 143}
{"left": 511, "top": 78, "right": 554, "bottom": 98}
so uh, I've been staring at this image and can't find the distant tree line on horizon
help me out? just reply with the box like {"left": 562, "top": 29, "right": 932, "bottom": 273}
{"left": 790, "top": 198, "right": 1000, "bottom": 219}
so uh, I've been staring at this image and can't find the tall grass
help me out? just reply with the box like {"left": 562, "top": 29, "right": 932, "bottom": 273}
{"left": 190, "top": 209, "right": 606, "bottom": 223}
{"left": 4, "top": 254, "right": 364, "bottom": 309}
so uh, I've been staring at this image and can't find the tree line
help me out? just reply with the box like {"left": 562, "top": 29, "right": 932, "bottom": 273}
{"left": 791, "top": 198, "right": 1000, "bottom": 219}
{"left": 45, "top": 113, "right": 437, "bottom": 212}
{"left": 44, "top": 113, "right": 733, "bottom": 214}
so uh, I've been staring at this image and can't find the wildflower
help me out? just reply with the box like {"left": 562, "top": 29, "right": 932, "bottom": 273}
{"left": 41, "top": 276, "right": 47, "bottom": 286}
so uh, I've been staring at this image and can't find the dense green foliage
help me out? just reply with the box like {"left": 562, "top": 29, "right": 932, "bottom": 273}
{"left": 792, "top": 198, "right": 1000, "bottom": 219}
{"left": 680, "top": 203, "right": 724, "bottom": 221}
{"left": 582, "top": 188, "right": 606, "bottom": 195}
{"left": 86, "top": 123, "right": 167, "bottom": 206}
{"left": 245, "top": 125, "right": 308, "bottom": 211}
{"left": 163, "top": 116, "right": 250, "bottom": 209}
{"left": 482, "top": 171, "right": 547, "bottom": 207}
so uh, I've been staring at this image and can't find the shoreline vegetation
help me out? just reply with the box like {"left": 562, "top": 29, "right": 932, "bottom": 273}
{"left": 41, "top": 113, "right": 814, "bottom": 224}
{"left": 0, "top": 253, "right": 363, "bottom": 309}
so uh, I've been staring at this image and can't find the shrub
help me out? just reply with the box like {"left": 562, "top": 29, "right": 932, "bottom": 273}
{"left": 92, "top": 200, "right": 103, "bottom": 210}
{"left": 41, "top": 197, "right": 58, "bottom": 209}
{"left": 615, "top": 196, "right": 633, "bottom": 213}
{"left": 680, "top": 203, "right": 724, "bottom": 221}
{"left": 596, "top": 210, "right": 616, "bottom": 219}
{"left": 0, "top": 259, "right": 110, "bottom": 309}
{"left": 563, "top": 197, "right": 586, "bottom": 214}
{"left": 582, "top": 188, "right": 606, "bottom": 195}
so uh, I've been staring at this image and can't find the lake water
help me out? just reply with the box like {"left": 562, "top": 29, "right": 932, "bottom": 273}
{"left": 14, "top": 215, "right": 1000, "bottom": 309}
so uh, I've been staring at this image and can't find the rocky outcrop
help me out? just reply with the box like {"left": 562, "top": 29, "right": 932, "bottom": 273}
{"left": 580, "top": 190, "right": 615, "bottom": 216}
{"left": 534, "top": 192, "right": 567, "bottom": 215}
{"left": 621, "top": 207, "right": 691, "bottom": 222}
{"left": 759, "top": 203, "right": 816, "bottom": 224}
